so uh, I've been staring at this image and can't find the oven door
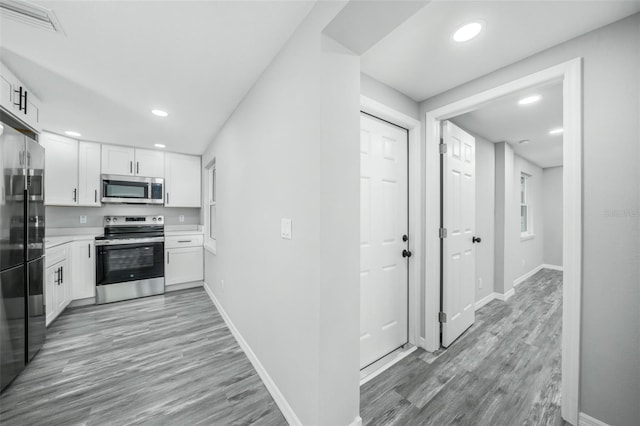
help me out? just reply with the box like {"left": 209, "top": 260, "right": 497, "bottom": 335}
{"left": 96, "top": 241, "right": 164, "bottom": 286}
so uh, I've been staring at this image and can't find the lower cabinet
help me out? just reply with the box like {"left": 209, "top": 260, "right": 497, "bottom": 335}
{"left": 165, "top": 234, "right": 204, "bottom": 286}
{"left": 70, "top": 240, "right": 96, "bottom": 300}
{"left": 45, "top": 245, "right": 71, "bottom": 326}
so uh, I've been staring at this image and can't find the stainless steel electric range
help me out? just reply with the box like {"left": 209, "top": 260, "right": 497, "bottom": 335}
{"left": 95, "top": 215, "right": 165, "bottom": 304}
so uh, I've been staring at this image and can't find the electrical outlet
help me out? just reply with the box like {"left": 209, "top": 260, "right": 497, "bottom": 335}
{"left": 281, "top": 218, "right": 292, "bottom": 240}
{"left": 478, "top": 277, "right": 483, "bottom": 289}
{"left": 221, "top": 279, "right": 224, "bottom": 288}
{"left": 179, "top": 215, "right": 185, "bottom": 223}
{"left": 79, "top": 215, "right": 87, "bottom": 224}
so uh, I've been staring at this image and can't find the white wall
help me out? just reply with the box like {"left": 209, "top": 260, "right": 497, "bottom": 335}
{"left": 512, "top": 155, "right": 544, "bottom": 281}
{"left": 543, "top": 167, "right": 563, "bottom": 267}
{"left": 201, "top": 3, "right": 360, "bottom": 425}
{"left": 420, "top": 14, "right": 640, "bottom": 426}
{"left": 360, "top": 73, "right": 420, "bottom": 120}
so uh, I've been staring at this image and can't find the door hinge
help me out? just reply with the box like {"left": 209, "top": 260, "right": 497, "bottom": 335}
{"left": 439, "top": 312, "right": 447, "bottom": 323}
{"left": 439, "top": 227, "right": 447, "bottom": 239}
{"left": 439, "top": 141, "right": 447, "bottom": 155}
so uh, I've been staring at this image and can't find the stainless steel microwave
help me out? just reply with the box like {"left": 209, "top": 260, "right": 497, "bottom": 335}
{"left": 101, "top": 174, "right": 164, "bottom": 204}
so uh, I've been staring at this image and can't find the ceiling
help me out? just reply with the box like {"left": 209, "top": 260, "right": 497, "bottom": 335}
{"left": 452, "top": 81, "right": 563, "bottom": 168}
{"left": 0, "top": 0, "right": 315, "bottom": 154}
{"left": 361, "top": 1, "right": 640, "bottom": 102}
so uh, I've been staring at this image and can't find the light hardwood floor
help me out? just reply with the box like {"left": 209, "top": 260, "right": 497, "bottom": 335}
{"left": 0, "top": 288, "right": 286, "bottom": 425}
{"left": 360, "top": 268, "right": 565, "bottom": 426}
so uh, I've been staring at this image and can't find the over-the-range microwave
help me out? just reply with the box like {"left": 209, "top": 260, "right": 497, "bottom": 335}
{"left": 101, "top": 174, "right": 164, "bottom": 204}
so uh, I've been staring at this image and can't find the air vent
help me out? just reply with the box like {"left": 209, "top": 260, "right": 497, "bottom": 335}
{"left": 0, "top": 0, "right": 65, "bottom": 35}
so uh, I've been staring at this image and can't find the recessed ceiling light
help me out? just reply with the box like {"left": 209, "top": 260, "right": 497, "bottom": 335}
{"left": 518, "top": 95, "right": 542, "bottom": 105}
{"left": 453, "top": 22, "right": 483, "bottom": 43}
{"left": 154, "top": 143, "right": 166, "bottom": 148}
{"left": 549, "top": 127, "right": 564, "bottom": 135}
{"left": 151, "top": 109, "right": 168, "bottom": 117}
{"left": 65, "top": 130, "right": 81, "bottom": 137}
{"left": 518, "top": 139, "right": 530, "bottom": 144}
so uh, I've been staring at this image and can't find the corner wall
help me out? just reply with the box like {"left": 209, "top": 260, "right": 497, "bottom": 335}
{"left": 543, "top": 167, "right": 563, "bottom": 267}
{"left": 201, "top": 3, "right": 360, "bottom": 425}
{"left": 420, "top": 14, "right": 640, "bottom": 425}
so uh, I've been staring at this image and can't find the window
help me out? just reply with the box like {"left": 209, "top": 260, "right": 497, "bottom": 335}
{"left": 520, "top": 173, "right": 533, "bottom": 238}
{"left": 206, "top": 159, "right": 217, "bottom": 253}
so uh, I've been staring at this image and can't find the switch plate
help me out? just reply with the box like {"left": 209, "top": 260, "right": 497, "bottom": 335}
{"left": 79, "top": 215, "right": 87, "bottom": 224}
{"left": 478, "top": 277, "right": 483, "bottom": 289}
{"left": 179, "top": 215, "right": 185, "bottom": 223}
{"left": 281, "top": 218, "right": 292, "bottom": 240}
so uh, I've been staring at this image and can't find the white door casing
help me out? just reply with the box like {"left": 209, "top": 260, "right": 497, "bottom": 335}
{"left": 441, "top": 121, "right": 476, "bottom": 348}
{"left": 360, "top": 113, "right": 409, "bottom": 369}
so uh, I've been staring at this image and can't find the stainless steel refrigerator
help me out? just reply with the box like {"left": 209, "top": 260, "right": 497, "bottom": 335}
{"left": 0, "top": 119, "right": 46, "bottom": 393}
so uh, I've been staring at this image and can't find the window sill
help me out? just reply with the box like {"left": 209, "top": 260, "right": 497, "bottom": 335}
{"left": 520, "top": 234, "right": 536, "bottom": 241}
{"left": 204, "top": 243, "right": 217, "bottom": 255}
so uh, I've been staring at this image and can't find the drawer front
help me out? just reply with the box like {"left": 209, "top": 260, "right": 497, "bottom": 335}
{"left": 46, "top": 245, "right": 68, "bottom": 267}
{"left": 165, "top": 234, "right": 203, "bottom": 249}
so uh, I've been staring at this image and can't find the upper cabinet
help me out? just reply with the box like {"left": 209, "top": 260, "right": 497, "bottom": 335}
{"left": 40, "top": 133, "right": 79, "bottom": 206}
{"left": 40, "top": 133, "right": 101, "bottom": 207}
{"left": 78, "top": 141, "right": 101, "bottom": 206}
{"left": 165, "top": 153, "right": 201, "bottom": 207}
{"left": 101, "top": 144, "right": 165, "bottom": 177}
{"left": 0, "top": 62, "right": 42, "bottom": 132}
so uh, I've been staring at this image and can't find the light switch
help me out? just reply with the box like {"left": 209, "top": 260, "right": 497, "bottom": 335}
{"left": 179, "top": 215, "right": 185, "bottom": 223}
{"left": 281, "top": 218, "right": 292, "bottom": 240}
{"left": 79, "top": 215, "right": 87, "bottom": 224}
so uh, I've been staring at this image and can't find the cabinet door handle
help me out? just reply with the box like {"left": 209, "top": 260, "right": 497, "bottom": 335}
{"left": 130, "top": 161, "right": 133, "bottom": 174}
{"left": 88, "top": 243, "right": 91, "bottom": 258}
{"left": 60, "top": 266, "right": 63, "bottom": 284}
{"left": 95, "top": 189, "right": 98, "bottom": 203}
{"left": 136, "top": 162, "right": 139, "bottom": 175}
{"left": 166, "top": 193, "right": 169, "bottom": 205}
{"left": 167, "top": 252, "right": 170, "bottom": 264}
{"left": 73, "top": 188, "right": 77, "bottom": 202}
{"left": 23, "top": 90, "right": 28, "bottom": 114}
{"left": 54, "top": 268, "right": 59, "bottom": 284}
{"left": 178, "top": 240, "right": 191, "bottom": 243}
{"left": 13, "top": 86, "right": 23, "bottom": 111}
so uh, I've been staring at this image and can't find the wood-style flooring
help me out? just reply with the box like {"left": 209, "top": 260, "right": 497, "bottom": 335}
{"left": 361, "top": 268, "right": 565, "bottom": 426}
{"left": 0, "top": 288, "right": 286, "bottom": 425}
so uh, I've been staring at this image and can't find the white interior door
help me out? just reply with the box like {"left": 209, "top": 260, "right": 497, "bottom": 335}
{"left": 360, "top": 113, "right": 409, "bottom": 369}
{"left": 442, "top": 120, "right": 476, "bottom": 348}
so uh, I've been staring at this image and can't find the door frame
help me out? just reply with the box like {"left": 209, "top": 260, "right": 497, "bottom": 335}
{"left": 360, "top": 95, "right": 422, "bottom": 349}
{"left": 423, "top": 58, "right": 582, "bottom": 425}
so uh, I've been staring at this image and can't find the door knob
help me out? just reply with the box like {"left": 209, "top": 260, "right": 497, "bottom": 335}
{"left": 402, "top": 234, "right": 409, "bottom": 242}
{"left": 402, "top": 249, "right": 412, "bottom": 258}
{"left": 472, "top": 236, "right": 482, "bottom": 243}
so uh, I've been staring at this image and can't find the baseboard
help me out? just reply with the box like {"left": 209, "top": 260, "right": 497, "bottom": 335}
{"left": 202, "top": 282, "right": 302, "bottom": 426}
{"left": 578, "top": 412, "right": 610, "bottom": 426}
{"left": 475, "top": 293, "right": 498, "bottom": 311}
{"left": 513, "top": 264, "right": 544, "bottom": 287}
{"left": 165, "top": 280, "right": 203, "bottom": 292}
{"left": 68, "top": 297, "right": 95, "bottom": 308}
{"left": 542, "top": 263, "right": 564, "bottom": 271}
{"left": 349, "top": 416, "right": 363, "bottom": 426}
{"left": 360, "top": 345, "right": 417, "bottom": 386}
{"left": 495, "top": 288, "right": 515, "bottom": 301}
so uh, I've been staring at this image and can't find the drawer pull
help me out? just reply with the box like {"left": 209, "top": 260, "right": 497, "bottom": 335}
{"left": 178, "top": 240, "right": 191, "bottom": 243}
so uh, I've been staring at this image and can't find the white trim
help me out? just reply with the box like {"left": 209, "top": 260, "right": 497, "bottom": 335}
{"left": 165, "top": 281, "right": 203, "bottom": 292}
{"left": 424, "top": 58, "right": 582, "bottom": 425}
{"left": 349, "top": 416, "right": 363, "bottom": 426}
{"left": 360, "top": 95, "right": 422, "bottom": 349}
{"left": 359, "top": 345, "right": 417, "bottom": 386}
{"left": 495, "top": 288, "right": 515, "bottom": 301}
{"left": 474, "top": 292, "right": 498, "bottom": 311}
{"left": 513, "top": 264, "right": 544, "bottom": 287}
{"left": 520, "top": 233, "right": 536, "bottom": 241}
{"left": 202, "top": 282, "right": 302, "bottom": 426}
{"left": 543, "top": 263, "right": 564, "bottom": 272}
{"left": 578, "top": 412, "right": 610, "bottom": 426}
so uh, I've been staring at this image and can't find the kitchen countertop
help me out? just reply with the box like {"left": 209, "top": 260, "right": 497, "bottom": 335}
{"left": 45, "top": 234, "right": 98, "bottom": 250}
{"left": 45, "top": 226, "right": 203, "bottom": 249}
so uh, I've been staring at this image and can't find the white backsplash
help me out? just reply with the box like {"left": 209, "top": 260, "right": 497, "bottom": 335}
{"left": 46, "top": 205, "right": 201, "bottom": 228}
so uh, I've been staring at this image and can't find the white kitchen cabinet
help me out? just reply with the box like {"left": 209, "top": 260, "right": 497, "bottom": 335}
{"left": 45, "top": 244, "right": 71, "bottom": 326}
{"left": 0, "top": 62, "right": 42, "bottom": 132}
{"left": 70, "top": 240, "right": 96, "bottom": 300}
{"left": 165, "top": 234, "right": 203, "bottom": 286}
{"left": 165, "top": 153, "right": 201, "bottom": 207}
{"left": 101, "top": 144, "right": 135, "bottom": 176}
{"left": 101, "top": 145, "right": 164, "bottom": 178}
{"left": 78, "top": 141, "right": 101, "bottom": 206}
{"left": 40, "top": 133, "right": 79, "bottom": 206}
{"left": 133, "top": 148, "right": 164, "bottom": 177}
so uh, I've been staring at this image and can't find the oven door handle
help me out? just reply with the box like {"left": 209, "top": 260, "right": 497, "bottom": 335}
{"left": 95, "top": 237, "right": 165, "bottom": 246}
